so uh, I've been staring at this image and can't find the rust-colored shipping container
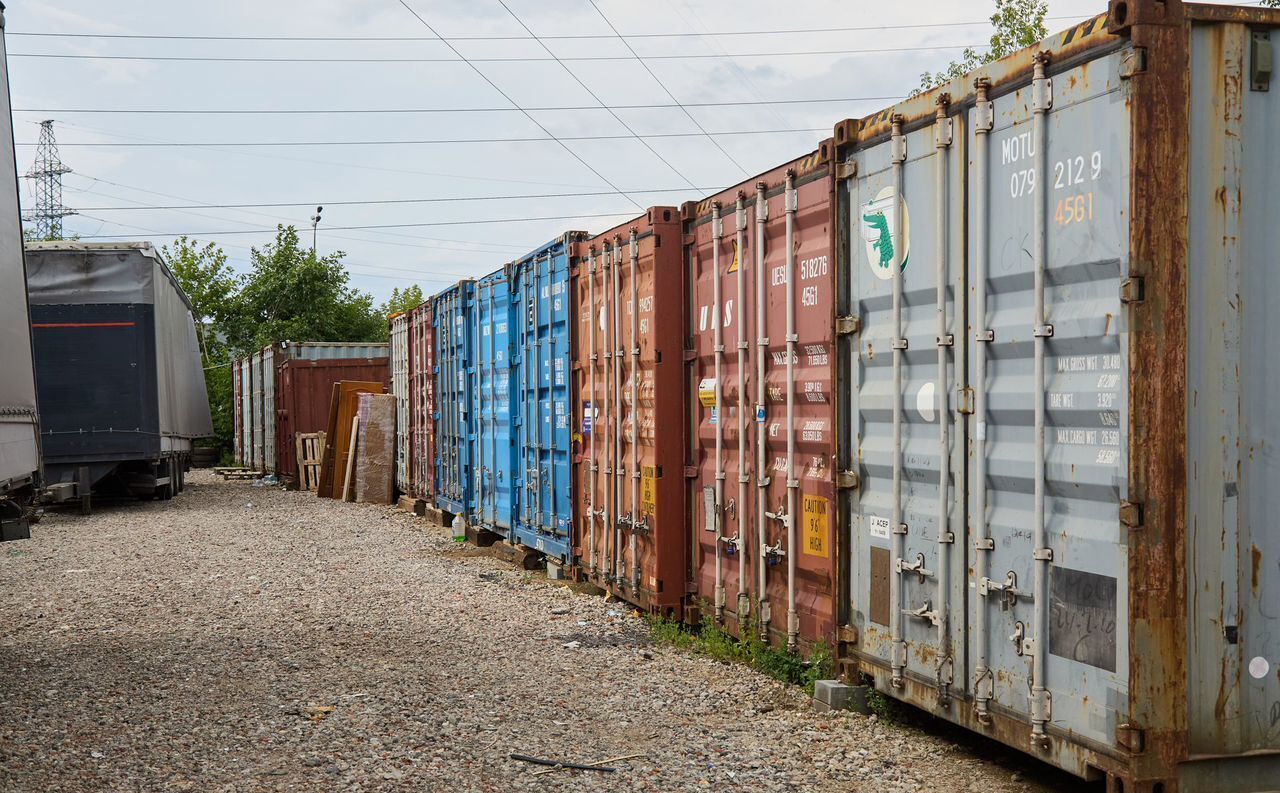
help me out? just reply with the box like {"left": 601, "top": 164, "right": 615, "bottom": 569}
{"left": 275, "top": 357, "right": 389, "bottom": 488}
{"left": 571, "top": 207, "right": 685, "bottom": 613}
{"left": 408, "top": 300, "right": 436, "bottom": 501}
{"left": 683, "top": 146, "right": 836, "bottom": 650}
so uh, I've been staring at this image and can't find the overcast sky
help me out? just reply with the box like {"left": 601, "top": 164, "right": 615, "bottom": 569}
{"left": 8, "top": 0, "right": 1216, "bottom": 303}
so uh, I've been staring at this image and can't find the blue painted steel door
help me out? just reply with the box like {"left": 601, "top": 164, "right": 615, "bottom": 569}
{"left": 513, "top": 236, "right": 576, "bottom": 564}
{"left": 472, "top": 269, "right": 517, "bottom": 536}
{"left": 433, "top": 280, "right": 476, "bottom": 520}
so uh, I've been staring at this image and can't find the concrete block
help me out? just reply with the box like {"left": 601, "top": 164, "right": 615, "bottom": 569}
{"left": 546, "top": 563, "right": 566, "bottom": 581}
{"left": 812, "top": 680, "right": 871, "bottom": 714}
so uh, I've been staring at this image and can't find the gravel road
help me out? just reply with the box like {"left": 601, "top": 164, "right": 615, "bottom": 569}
{"left": 0, "top": 471, "right": 1077, "bottom": 792}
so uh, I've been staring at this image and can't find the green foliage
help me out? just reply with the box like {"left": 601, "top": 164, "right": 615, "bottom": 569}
{"left": 226, "top": 225, "right": 385, "bottom": 352}
{"left": 916, "top": 0, "right": 1048, "bottom": 93}
{"left": 1263, "top": 0, "right": 1279, "bottom": 8}
{"left": 162, "top": 226, "right": 386, "bottom": 456}
{"left": 863, "top": 682, "right": 899, "bottom": 722}
{"left": 646, "top": 611, "right": 834, "bottom": 695}
{"left": 381, "top": 284, "right": 425, "bottom": 318}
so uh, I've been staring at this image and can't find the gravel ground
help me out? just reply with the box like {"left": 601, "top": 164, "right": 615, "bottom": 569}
{"left": 0, "top": 471, "right": 1079, "bottom": 792}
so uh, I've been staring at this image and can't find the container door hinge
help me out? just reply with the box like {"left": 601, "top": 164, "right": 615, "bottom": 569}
{"left": 836, "top": 470, "right": 859, "bottom": 490}
{"left": 836, "top": 315, "right": 860, "bottom": 336}
{"left": 957, "top": 387, "right": 975, "bottom": 415}
{"left": 1120, "top": 276, "right": 1145, "bottom": 304}
{"left": 1252, "top": 31, "right": 1272, "bottom": 92}
{"left": 1116, "top": 723, "right": 1145, "bottom": 754}
{"left": 1120, "top": 47, "right": 1147, "bottom": 79}
{"left": 837, "top": 624, "right": 859, "bottom": 644}
{"left": 683, "top": 466, "right": 699, "bottom": 479}
{"left": 683, "top": 349, "right": 697, "bottom": 362}
{"left": 1120, "top": 500, "right": 1144, "bottom": 529}
{"left": 835, "top": 160, "right": 857, "bottom": 180}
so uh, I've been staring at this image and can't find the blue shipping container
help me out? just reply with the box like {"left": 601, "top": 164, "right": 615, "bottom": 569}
{"left": 511, "top": 234, "right": 580, "bottom": 564}
{"left": 434, "top": 280, "right": 476, "bottom": 521}
{"left": 471, "top": 268, "right": 517, "bottom": 536}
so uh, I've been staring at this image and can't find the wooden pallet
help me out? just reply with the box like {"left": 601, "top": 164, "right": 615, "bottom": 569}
{"left": 213, "top": 466, "right": 248, "bottom": 474}
{"left": 296, "top": 432, "right": 326, "bottom": 493}
{"left": 221, "top": 470, "right": 262, "bottom": 480}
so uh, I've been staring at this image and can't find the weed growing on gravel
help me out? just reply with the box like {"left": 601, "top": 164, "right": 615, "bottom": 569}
{"left": 863, "top": 680, "right": 899, "bottom": 723}
{"left": 645, "top": 612, "right": 834, "bottom": 695}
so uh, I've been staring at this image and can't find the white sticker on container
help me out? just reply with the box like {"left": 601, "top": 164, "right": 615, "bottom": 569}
{"left": 916, "top": 382, "right": 936, "bottom": 423}
{"left": 1248, "top": 656, "right": 1270, "bottom": 680}
{"left": 976, "top": 421, "right": 987, "bottom": 441}
{"left": 869, "top": 515, "right": 891, "bottom": 539}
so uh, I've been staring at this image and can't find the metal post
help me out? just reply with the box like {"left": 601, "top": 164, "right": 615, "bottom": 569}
{"left": 711, "top": 202, "right": 726, "bottom": 620}
{"left": 889, "top": 115, "right": 908, "bottom": 688}
{"left": 783, "top": 171, "right": 800, "bottom": 652}
{"left": 973, "top": 78, "right": 996, "bottom": 724}
{"left": 735, "top": 194, "right": 750, "bottom": 623}
{"left": 754, "top": 181, "right": 771, "bottom": 642}
{"left": 933, "top": 97, "right": 956, "bottom": 705}
{"left": 587, "top": 247, "right": 598, "bottom": 576}
{"left": 628, "top": 228, "right": 641, "bottom": 592}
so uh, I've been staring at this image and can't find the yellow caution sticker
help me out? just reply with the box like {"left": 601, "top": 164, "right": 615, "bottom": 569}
{"left": 727, "top": 239, "right": 740, "bottom": 273}
{"left": 641, "top": 466, "right": 657, "bottom": 516}
{"left": 698, "top": 378, "right": 717, "bottom": 408}
{"left": 803, "top": 494, "right": 829, "bottom": 558}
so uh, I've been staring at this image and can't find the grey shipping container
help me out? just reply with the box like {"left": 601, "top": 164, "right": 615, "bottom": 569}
{"left": 831, "top": 2, "right": 1279, "bottom": 790}
{"left": 0, "top": 4, "right": 39, "bottom": 539}
{"left": 25, "top": 241, "right": 213, "bottom": 501}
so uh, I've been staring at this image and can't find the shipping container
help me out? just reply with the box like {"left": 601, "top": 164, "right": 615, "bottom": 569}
{"left": 408, "top": 300, "right": 436, "bottom": 502}
{"left": 683, "top": 150, "right": 837, "bottom": 651}
{"left": 0, "top": 7, "right": 39, "bottom": 539}
{"left": 509, "top": 235, "right": 582, "bottom": 565}
{"left": 25, "top": 242, "right": 213, "bottom": 500}
{"left": 472, "top": 269, "right": 517, "bottom": 538}
{"left": 434, "top": 280, "right": 476, "bottom": 522}
{"left": 231, "top": 360, "right": 243, "bottom": 466}
{"left": 390, "top": 312, "right": 411, "bottom": 494}
{"left": 572, "top": 212, "right": 685, "bottom": 608}
{"left": 276, "top": 356, "right": 389, "bottom": 487}
{"left": 830, "top": 2, "right": 1279, "bottom": 788}
{"left": 238, "top": 358, "right": 252, "bottom": 467}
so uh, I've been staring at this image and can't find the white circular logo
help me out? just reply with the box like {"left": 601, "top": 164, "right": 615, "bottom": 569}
{"left": 1248, "top": 656, "right": 1270, "bottom": 680}
{"left": 861, "top": 185, "right": 910, "bottom": 281}
{"left": 916, "top": 382, "right": 936, "bottom": 423}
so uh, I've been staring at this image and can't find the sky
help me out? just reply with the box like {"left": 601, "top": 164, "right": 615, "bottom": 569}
{"left": 6, "top": 0, "right": 1232, "bottom": 303}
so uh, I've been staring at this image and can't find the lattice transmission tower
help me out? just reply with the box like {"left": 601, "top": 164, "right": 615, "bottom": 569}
{"left": 23, "top": 120, "right": 76, "bottom": 240}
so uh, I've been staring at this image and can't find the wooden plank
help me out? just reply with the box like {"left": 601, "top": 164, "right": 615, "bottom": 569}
{"left": 341, "top": 414, "right": 360, "bottom": 502}
{"left": 318, "top": 381, "right": 383, "bottom": 498}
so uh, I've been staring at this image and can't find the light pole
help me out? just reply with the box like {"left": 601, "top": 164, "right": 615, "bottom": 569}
{"left": 310, "top": 206, "right": 323, "bottom": 254}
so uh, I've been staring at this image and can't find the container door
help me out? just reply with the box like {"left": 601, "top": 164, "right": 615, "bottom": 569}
{"left": 965, "top": 52, "right": 1131, "bottom": 747}
{"left": 843, "top": 113, "right": 967, "bottom": 702}
{"left": 435, "top": 284, "right": 474, "bottom": 519}
{"left": 391, "top": 314, "right": 410, "bottom": 494}
{"left": 240, "top": 360, "right": 252, "bottom": 467}
{"left": 475, "top": 273, "right": 514, "bottom": 535}
{"left": 251, "top": 351, "right": 264, "bottom": 471}
{"left": 263, "top": 349, "right": 276, "bottom": 473}
{"left": 513, "top": 245, "right": 574, "bottom": 564}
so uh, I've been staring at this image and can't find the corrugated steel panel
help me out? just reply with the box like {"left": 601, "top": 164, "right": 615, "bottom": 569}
{"left": 239, "top": 359, "right": 252, "bottom": 467}
{"left": 830, "top": 2, "right": 1280, "bottom": 787}
{"left": 275, "top": 357, "right": 389, "bottom": 486}
{"left": 511, "top": 235, "right": 580, "bottom": 564}
{"left": 275, "top": 341, "right": 389, "bottom": 362}
{"left": 409, "top": 300, "right": 436, "bottom": 501}
{"left": 684, "top": 149, "right": 837, "bottom": 650}
{"left": 232, "top": 360, "right": 242, "bottom": 467}
{"left": 573, "top": 211, "right": 686, "bottom": 609}
{"left": 250, "top": 350, "right": 265, "bottom": 471}
{"left": 473, "top": 269, "right": 517, "bottom": 537}
{"left": 434, "top": 280, "right": 476, "bottom": 520}
{"left": 390, "top": 313, "right": 411, "bottom": 493}
{"left": 0, "top": 13, "right": 39, "bottom": 499}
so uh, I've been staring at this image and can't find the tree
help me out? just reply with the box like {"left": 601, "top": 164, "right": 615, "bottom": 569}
{"left": 163, "top": 237, "right": 239, "bottom": 459}
{"left": 916, "top": 0, "right": 1048, "bottom": 93}
{"left": 226, "top": 224, "right": 385, "bottom": 352}
{"left": 381, "top": 284, "right": 425, "bottom": 318}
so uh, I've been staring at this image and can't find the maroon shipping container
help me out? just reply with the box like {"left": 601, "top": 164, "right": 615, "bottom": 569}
{"left": 571, "top": 207, "right": 686, "bottom": 614}
{"left": 275, "top": 357, "right": 390, "bottom": 488}
{"left": 232, "top": 360, "right": 243, "bottom": 465}
{"left": 683, "top": 145, "right": 836, "bottom": 651}
{"left": 408, "top": 300, "right": 436, "bottom": 501}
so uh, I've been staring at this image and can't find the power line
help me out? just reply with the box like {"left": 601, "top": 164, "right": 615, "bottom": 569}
{"left": 10, "top": 44, "right": 984, "bottom": 63}
{"left": 4, "top": 16, "right": 1086, "bottom": 42}
{"left": 72, "top": 210, "right": 641, "bottom": 238}
{"left": 68, "top": 186, "right": 718, "bottom": 212}
{"left": 493, "top": 0, "right": 696, "bottom": 191}
{"left": 587, "top": 0, "right": 746, "bottom": 176}
{"left": 12, "top": 96, "right": 902, "bottom": 115}
{"left": 17, "top": 127, "right": 827, "bottom": 148}
{"left": 395, "top": 0, "right": 642, "bottom": 212}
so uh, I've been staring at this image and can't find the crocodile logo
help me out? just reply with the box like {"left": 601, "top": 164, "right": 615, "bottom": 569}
{"left": 861, "top": 185, "right": 910, "bottom": 281}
